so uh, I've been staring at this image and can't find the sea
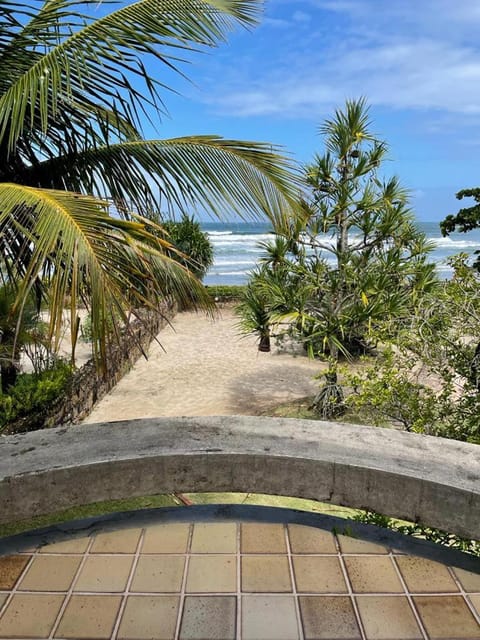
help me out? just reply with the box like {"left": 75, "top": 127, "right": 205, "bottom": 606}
{"left": 201, "top": 221, "right": 480, "bottom": 286}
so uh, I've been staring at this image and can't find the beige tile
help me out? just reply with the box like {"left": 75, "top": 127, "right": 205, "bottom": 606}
{"left": 117, "top": 595, "right": 179, "bottom": 639}
{"left": 131, "top": 556, "right": 184, "bottom": 593}
{"left": 242, "top": 555, "right": 292, "bottom": 592}
{"left": 74, "top": 555, "right": 133, "bottom": 592}
{"left": 242, "top": 595, "right": 299, "bottom": 639}
{"left": 344, "top": 557, "right": 403, "bottom": 593}
{"left": 288, "top": 524, "right": 337, "bottom": 554}
{"left": 356, "top": 596, "right": 422, "bottom": 639}
{"left": 186, "top": 555, "right": 236, "bottom": 593}
{"left": 293, "top": 556, "right": 348, "bottom": 593}
{"left": 0, "top": 555, "right": 30, "bottom": 589}
{"left": 337, "top": 535, "right": 389, "bottom": 554}
{"left": 179, "top": 595, "right": 236, "bottom": 639}
{"left": 90, "top": 528, "right": 142, "bottom": 553}
{"left": 453, "top": 567, "right": 480, "bottom": 593}
{"left": 190, "top": 523, "right": 237, "bottom": 553}
{"left": 299, "top": 596, "right": 361, "bottom": 639}
{"left": 142, "top": 523, "right": 190, "bottom": 554}
{"left": 55, "top": 594, "right": 121, "bottom": 639}
{"left": 396, "top": 556, "right": 459, "bottom": 593}
{"left": 39, "top": 537, "right": 90, "bottom": 554}
{"left": 0, "top": 594, "right": 7, "bottom": 610}
{"left": 0, "top": 594, "right": 64, "bottom": 638}
{"left": 469, "top": 594, "right": 480, "bottom": 615}
{"left": 241, "top": 523, "right": 287, "bottom": 553}
{"left": 18, "top": 555, "right": 81, "bottom": 591}
{"left": 414, "top": 595, "right": 480, "bottom": 638}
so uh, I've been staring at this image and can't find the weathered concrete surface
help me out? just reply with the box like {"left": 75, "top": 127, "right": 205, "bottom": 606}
{"left": 0, "top": 417, "right": 478, "bottom": 539}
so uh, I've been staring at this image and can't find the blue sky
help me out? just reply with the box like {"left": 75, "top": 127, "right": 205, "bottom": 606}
{"left": 150, "top": 0, "right": 480, "bottom": 222}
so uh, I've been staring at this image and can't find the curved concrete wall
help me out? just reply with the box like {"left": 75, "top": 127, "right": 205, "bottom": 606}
{"left": 0, "top": 416, "right": 478, "bottom": 539}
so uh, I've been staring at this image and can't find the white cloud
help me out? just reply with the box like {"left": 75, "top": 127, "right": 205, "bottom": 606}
{"left": 292, "top": 10, "right": 311, "bottom": 23}
{"left": 203, "top": 1, "right": 480, "bottom": 119}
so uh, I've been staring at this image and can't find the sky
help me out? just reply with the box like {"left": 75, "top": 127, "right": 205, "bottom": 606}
{"left": 147, "top": 0, "right": 480, "bottom": 222}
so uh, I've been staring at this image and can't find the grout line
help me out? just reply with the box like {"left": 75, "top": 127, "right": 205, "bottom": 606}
{"left": 236, "top": 523, "right": 241, "bottom": 640}
{"left": 390, "top": 554, "right": 429, "bottom": 640}
{"left": 173, "top": 523, "right": 193, "bottom": 640}
{"left": 0, "top": 547, "right": 37, "bottom": 624}
{"left": 110, "top": 528, "right": 145, "bottom": 640}
{"left": 335, "top": 534, "right": 367, "bottom": 640}
{"left": 285, "top": 523, "right": 304, "bottom": 640}
{"left": 447, "top": 564, "right": 480, "bottom": 627}
{"left": 48, "top": 533, "right": 96, "bottom": 639}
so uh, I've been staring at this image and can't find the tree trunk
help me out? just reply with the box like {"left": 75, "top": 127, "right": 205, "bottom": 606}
{"left": 258, "top": 333, "right": 271, "bottom": 352}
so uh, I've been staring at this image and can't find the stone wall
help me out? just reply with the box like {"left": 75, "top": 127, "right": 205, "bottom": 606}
{"left": 5, "top": 301, "right": 176, "bottom": 433}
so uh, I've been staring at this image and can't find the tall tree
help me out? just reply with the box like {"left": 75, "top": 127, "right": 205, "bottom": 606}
{"left": 0, "top": 0, "right": 300, "bottom": 369}
{"left": 239, "top": 99, "right": 437, "bottom": 364}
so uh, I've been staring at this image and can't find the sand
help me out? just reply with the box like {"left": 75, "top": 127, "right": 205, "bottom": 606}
{"left": 83, "top": 306, "right": 324, "bottom": 422}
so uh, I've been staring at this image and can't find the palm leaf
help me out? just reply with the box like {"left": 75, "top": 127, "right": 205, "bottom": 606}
{"left": 0, "top": 0, "right": 263, "bottom": 150}
{"left": 0, "top": 183, "right": 211, "bottom": 362}
{"left": 20, "top": 135, "right": 301, "bottom": 228}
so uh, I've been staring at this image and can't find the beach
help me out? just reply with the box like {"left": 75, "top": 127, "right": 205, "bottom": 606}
{"left": 84, "top": 306, "right": 323, "bottom": 422}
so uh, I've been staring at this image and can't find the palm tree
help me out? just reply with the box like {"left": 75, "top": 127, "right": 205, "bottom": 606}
{"left": 0, "top": 0, "right": 300, "bottom": 368}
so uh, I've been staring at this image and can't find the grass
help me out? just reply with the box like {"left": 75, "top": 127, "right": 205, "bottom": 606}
{"left": 260, "top": 396, "right": 379, "bottom": 426}
{"left": 0, "top": 492, "right": 357, "bottom": 540}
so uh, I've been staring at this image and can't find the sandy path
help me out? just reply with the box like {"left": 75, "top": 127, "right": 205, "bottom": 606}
{"left": 84, "top": 306, "right": 323, "bottom": 422}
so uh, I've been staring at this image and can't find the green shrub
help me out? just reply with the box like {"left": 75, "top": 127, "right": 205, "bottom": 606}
{"left": 354, "top": 510, "right": 480, "bottom": 557}
{"left": 0, "top": 360, "right": 73, "bottom": 432}
{"left": 206, "top": 285, "right": 245, "bottom": 302}
{"left": 162, "top": 216, "right": 214, "bottom": 280}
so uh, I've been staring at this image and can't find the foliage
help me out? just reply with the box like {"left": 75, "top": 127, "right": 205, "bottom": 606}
{"left": 206, "top": 285, "right": 245, "bottom": 302}
{"left": 440, "top": 188, "right": 480, "bottom": 270}
{"left": 0, "top": 360, "right": 72, "bottom": 433}
{"left": 344, "top": 254, "right": 480, "bottom": 443}
{"left": 161, "top": 216, "right": 214, "bottom": 280}
{"left": 354, "top": 511, "right": 480, "bottom": 557}
{"left": 298, "top": 99, "right": 437, "bottom": 358}
{"left": 0, "top": 0, "right": 301, "bottom": 370}
{"left": 238, "top": 99, "right": 437, "bottom": 370}
{"left": 0, "top": 284, "right": 46, "bottom": 391}
{"left": 344, "top": 348, "right": 439, "bottom": 432}
{"left": 235, "top": 271, "right": 273, "bottom": 351}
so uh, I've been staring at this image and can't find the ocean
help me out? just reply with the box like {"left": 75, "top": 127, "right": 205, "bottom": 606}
{"left": 201, "top": 221, "right": 480, "bottom": 286}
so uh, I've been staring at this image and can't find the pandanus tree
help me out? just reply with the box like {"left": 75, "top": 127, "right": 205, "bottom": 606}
{"left": 0, "top": 0, "right": 299, "bottom": 379}
{"left": 296, "top": 98, "right": 437, "bottom": 358}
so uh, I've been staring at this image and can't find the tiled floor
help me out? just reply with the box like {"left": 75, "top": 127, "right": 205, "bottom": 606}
{"left": 0, "top": 520, "right": 479, "bottom": 639}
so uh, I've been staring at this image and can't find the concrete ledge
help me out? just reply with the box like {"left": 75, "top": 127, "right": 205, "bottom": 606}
{"left": 0, "top": 416, "right": 478, "bottom": 539}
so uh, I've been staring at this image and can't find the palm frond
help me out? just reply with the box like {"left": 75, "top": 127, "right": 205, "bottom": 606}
{"left": 20, "top": 135, "right": 302, "bottom": 228}
{"left": 0, "top": 183, "right": 211, "bottom": 361}
{"left": 0, "top": 0, "right": 263, "bottom": 150}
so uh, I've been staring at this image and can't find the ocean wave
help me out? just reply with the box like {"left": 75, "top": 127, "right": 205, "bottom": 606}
{"left": 209, "top": 233, "right": 275, "bottom": 244}
{"left": 209, "top": 270, "right": 249, "bottom": 276}
{"left": 206, "top": 231, "right": 233, "bottom": 236}
{"left": 213, "top": 259, "right": 256, "bottom": 266}
{"left": 432, "top": 237, "right": 480, "bottom": 248}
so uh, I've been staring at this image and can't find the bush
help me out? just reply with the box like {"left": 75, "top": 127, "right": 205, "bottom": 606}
{"left": 354, "top": 510, "right": 479, "bottom": 557}
{"left": 206, "top": 285, "right": 245, "bottom": 302}
{"left": 0, "top": 360, "right": 73, "bottom": 433}
{"left": 162, "top": 215, "right": 214, "bottom": 280}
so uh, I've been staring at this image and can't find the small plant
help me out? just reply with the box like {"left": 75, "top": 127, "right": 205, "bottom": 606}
{"left": 0, "top": 360, "right": 73, "bottom": 433}
{"left": 354, "top": 510, "right": 480, "bottom": 557}
{"left": 206, "top": 285, "right": 245, "bottom": 302}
